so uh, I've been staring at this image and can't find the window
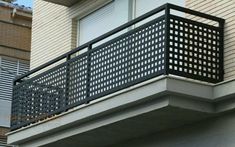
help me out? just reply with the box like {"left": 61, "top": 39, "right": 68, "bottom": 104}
{"left": 76, "top": 0, "right": 185, "bottom": 46}
{"left": 78, "top": 0, "right": 129, "bottom": 45}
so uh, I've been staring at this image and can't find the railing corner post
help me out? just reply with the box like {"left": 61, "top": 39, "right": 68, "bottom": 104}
{"left": 164, "top": 4, "right": 170, "bottom": 75}
{"left": 219, "top": 19, "right": 225, "bottom": 82}
{"left": 13, "top": 79, "right": 17, "bottom": 86}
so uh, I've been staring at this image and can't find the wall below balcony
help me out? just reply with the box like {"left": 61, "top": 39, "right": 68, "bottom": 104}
{"left": 31, "top": 0, "right": 109, "bottom": 69}
{"left": 114, "top": 111, "right": 235, "bottom": 147}
{"left": 186, "top": 0, "right": 235, "bottom": 80}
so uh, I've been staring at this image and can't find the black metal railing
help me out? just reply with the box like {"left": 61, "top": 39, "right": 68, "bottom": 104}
{"left": 11, "top": 3, "right": 225, "bottom": 130}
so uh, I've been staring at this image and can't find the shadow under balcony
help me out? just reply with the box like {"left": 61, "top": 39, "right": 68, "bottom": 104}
{"left": 8, "top": 3, "right": 229, "bottom": 147}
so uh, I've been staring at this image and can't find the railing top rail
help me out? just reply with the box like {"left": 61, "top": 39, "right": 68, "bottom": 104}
{"left": 167, "top": 3, "right": 225, "bottom": 24}
{"left": 14, "top": 3, "right": 224, "bottom": 83}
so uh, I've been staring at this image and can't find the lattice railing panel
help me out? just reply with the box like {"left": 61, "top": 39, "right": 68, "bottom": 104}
{"left": 67, "top": 55, "right": 88, "bottom": 107}
{"left": 168, "top": 15, "right": 223, "bottom": 83}
{"left": 89, "top": 16, "right": 166, "bottom": 99}
{"left": 12, "top": 64, "right": 67, "bottom": 127}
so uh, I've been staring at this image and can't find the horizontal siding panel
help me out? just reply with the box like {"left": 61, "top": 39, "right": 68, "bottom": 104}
{"left": 186, "top": 0, "right": 235, "bottom": 81}
{"left": 31, "top": 0, "right": 109, "bottom": 69}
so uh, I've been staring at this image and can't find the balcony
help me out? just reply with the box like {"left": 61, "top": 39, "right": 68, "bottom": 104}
{"left": 11, "top": 4, "right": 224, "bottom": 132}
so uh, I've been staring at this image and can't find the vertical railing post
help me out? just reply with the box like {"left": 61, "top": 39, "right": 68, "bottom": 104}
{"left": 11, "top": 78, "right": 24, "bottom": 130}
{"left": 65, "top": 55, "right": 71, "bottom": 110}
{"left": 219, "top": 19, "right": 225, "bottom": 82}
{"left": 13, "top": 79, "right": 17, "bottom": 86}
{"left": 164, "top": 4, "right": 170, "bottom": 75}
{"left": 86, "top": 44, "right": 92, "bottom": 103}
{"left": 11, "top": 79, "right": 17, "bottom": 130}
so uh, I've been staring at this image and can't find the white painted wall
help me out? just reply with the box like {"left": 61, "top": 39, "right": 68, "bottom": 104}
{"left": 0, "top": 100, "right": 11, "bottom": 127}
{"left": 114, "top": 112, "right": 235, "bottom": 147}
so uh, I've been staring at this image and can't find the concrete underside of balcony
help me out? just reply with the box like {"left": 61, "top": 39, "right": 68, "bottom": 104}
{"left": 7, "top": 75, "right": 235, "bottom": 147}
{"left": 43, "top": 0, "right": 79, "bottom": 7}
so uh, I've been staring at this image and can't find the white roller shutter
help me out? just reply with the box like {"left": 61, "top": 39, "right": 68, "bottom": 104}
{"left": 135, "top": 0, "right": 185, "bottom": 17}
{"left": 18, "top": 61, "right": 30, "bottom": 75}
{"left": 0, "top": 58, "right": 17, "bottom": 101}
{"left": 0, "top": 57, "right": 29, "bottom": 101}
{"left": 78, "top": 0, "right": 129, "bottom": 45}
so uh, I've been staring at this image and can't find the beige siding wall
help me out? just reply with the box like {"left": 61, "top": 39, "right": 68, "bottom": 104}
{"left": 186, "top": 0, "right": 235, "bottom": 80}
{"left": 31, "top": 0, "right": 109, "bottom": 69}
